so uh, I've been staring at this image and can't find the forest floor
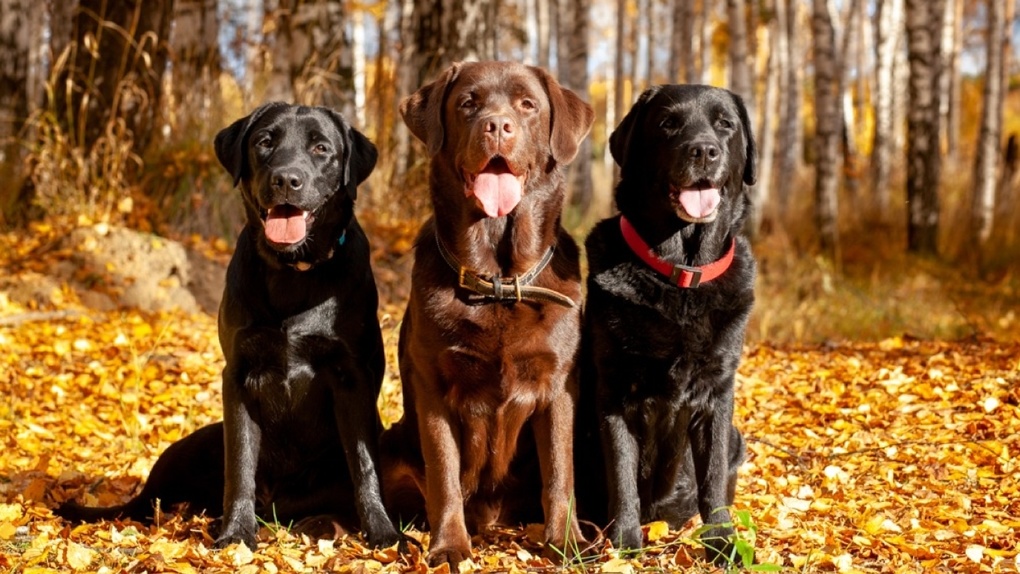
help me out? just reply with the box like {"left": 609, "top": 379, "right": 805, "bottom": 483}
{"left": 1, "top": 217, "right": 1018, "bottom": 573}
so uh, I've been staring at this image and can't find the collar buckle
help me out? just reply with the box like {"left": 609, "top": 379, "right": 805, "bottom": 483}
{"left": 670, "top": 265, "right": 702, "bottom": 288}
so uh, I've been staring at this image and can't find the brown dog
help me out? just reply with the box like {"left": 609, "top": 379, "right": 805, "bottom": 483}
{"left": 381, "top": 61, "right": 594, "bottom": 567}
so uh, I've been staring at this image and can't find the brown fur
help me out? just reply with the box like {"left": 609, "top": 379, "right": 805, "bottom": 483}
{"left": 381, "top": 61, "right": 594, "bottom": 567}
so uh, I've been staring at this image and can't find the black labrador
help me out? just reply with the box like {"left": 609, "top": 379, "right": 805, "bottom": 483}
{"left": 577, "top": 85, "right": 757, "bottom": 565}
{"left": 56, "top": 103, "right": 400, "bottom": 550}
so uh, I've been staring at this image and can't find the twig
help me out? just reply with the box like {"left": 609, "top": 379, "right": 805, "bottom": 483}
{"left": 0, "top": 310, "right": 84, "bottom": 327}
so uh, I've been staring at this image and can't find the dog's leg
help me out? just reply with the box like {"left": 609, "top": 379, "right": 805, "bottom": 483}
{"left": 601, "top": 410, "right": 643, "bottom": 550}
{"left": 415, "top": 385, "right": 471, "bottom": 567}
{"left": 216, "top": 364, "right": 262, "bottom": 549}
{"left": 689, "top": 399, "right": 740, "bottom": 566}
{"left": 330, "top": 371, "right": 401, "bottom": 549}
{"left": 532, "top": 387, "right": 587, "bottom": 560}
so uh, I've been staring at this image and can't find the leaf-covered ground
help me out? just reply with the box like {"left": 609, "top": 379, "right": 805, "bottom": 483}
{"left": 1, "top": 221, "right": 1019, "bottom": 573}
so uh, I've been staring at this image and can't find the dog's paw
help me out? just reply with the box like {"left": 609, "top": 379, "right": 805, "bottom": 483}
{"left": 214, "top": 520, "right": 258, "bottom": 550}
{"left": 698, "top": 525, "right": 739, "bottom": 567}
{"left": 606, "top": 523, "right": 643, "bottom": 552}
{"left": 427, "top": 544, "right": 471, "bottom": 568}
{"left": 542, "top": 523, "right": 592, "bottom": 563}
{"left": 364, "top": 520, "right": 402, "bottom": 550}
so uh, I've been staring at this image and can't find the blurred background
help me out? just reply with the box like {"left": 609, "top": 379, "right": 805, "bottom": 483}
{"left": 0, "top": 0, "right": 1018, "bottom": 342}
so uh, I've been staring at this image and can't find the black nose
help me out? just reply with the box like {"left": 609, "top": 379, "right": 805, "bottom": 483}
{"left": 687, "top": 141, "right": 721, "bottom": 166}
{"left": 270, "top": 169, "right": 304, "bottom": 192}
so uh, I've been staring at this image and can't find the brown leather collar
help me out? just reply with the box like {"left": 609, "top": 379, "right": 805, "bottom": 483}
{"left": 435, "top": 234, "right": 576, "bottom": 308}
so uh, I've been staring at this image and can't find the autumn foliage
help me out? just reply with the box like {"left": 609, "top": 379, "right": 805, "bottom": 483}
{"left": 1, "top": 219, "right": 1019, "bottom": 573}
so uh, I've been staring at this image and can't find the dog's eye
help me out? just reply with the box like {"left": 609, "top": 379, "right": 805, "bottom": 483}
{"left": 660, "top": 118, "right": 678, "bottom": 130}
{"left": 459, "top": 98, "right": 476, "bottom": 110}
{"left": 255, "top": 137, "right": 273, "bottom": 149}
{"left": 312, "top": 143, "right": 329, "bottom": 155}
{"left": 520, "top": 98, "right": 537, "bottom": 111}
{"left": 717, "top": 118, "right": 735, "bottom": 130}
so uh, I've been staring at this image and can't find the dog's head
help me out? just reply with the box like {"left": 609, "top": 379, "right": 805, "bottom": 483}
{"left": 610, "top": 85, "right": 757, "bottom": 230}
{"left": 401, "top": 61, "right": 594, "bottom": 219}
{"left": 214, "top": 103, "right": 377, "bottom": 260}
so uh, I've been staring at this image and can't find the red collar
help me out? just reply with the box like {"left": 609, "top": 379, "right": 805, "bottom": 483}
{"left": 619, "top": 216, "right": 735, "bottom": 288}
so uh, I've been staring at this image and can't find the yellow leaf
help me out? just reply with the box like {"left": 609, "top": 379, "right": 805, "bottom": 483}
{"left": 0, "top": 522, "right": 17, "bottom": 540}
{"left": 645, "top": 520, "right": 670, "bottom": 542}
{"left": 65, "top": 541, "right": 96, "bottom": 570}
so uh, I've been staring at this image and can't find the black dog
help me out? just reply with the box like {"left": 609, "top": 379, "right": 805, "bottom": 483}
{"left": 577, "top": 85, "right": 756, "bottom": 565}
{"left": 57, "top": 103, "right": 400, "bottom": 550}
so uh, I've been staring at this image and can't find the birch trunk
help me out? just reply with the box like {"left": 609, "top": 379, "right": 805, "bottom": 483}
{"left": 970, "top": 0, "right": 1007, "bottom": 247}
{"left": 904, "top": 0, "right": 945, "bottom": 255}
{"left": 871, "top": 0, "right": 904, "bottom": 221}
{"left": 811, "top": 0, "right": 841, "bottom": 255}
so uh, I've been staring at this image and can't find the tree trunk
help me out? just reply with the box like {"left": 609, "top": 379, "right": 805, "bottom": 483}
{"left": 904, "top": 0, "right": 944, "bottom": 255}
{"left": 698, "top": 0, "right": 711, "bottom": 83}
{"left": 940, "top": 0, "right": 963, "bottom": 161}
{"left": 535, "top": 0, "right": 550, "bottom": 68}
{"left": 871, "top": 0, "right": 904, "bottom": 221}
{"left": 838, "top": 0, "right": 859, "bottom": 210}
{"left": 169, "top": 0, "right": 220, "bottom": 132}
{"left": 811, "top": 0, "right": 841, "bottom": 256}
{"left": 670, "top": 0, "right": 696, "bottom": 82}
{"left": 776, "top": 0, "right": 804, "bottom": 215}
{"left": 747, "top": 0, "right": 780, "bottom": 240}
{"left": 970, "top": 0, "right": 1006, "bottom": 247}
{"left": 0, "top": 0, "right": 34, "bottom": 221}
{"left": 55, "top": 0, "right": 174, "bottom": 155}
{"left": 263, "top": 0, "right": 355, "bottom": 118}
{"left": 727, "top": 0, "right": 755, "bottom": 123}
{"left": 566, "top": 0, "right": 593, "bottom": 212}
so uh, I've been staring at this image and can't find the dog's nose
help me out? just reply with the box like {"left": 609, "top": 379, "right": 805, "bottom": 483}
{"left": 688, "top": 141, "right": 721, "bottom": 166}
{"left": 271, "top": 169, "right": 304, "bottom": 192}
{"left": 483, "top": 116, "right": 516, "bottom": 139}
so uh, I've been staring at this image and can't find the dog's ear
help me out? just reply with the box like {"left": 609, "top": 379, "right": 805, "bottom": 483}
{"left": 609, "top": 86, "right": 660, "bottom": 167}
{"left": 401, "top": 63, "right": 461, "bottom": 157}
{"left": 732, "top": 91, "right": 758, "bottom": 186}
{"left": 534, "top": 67, "right": 595, "bottom": 164}
{"left": 214, "top": 102, "right": 286, "bottom": 186}
{"left": 327, "top": 110, "right": 378, "bottom": 200}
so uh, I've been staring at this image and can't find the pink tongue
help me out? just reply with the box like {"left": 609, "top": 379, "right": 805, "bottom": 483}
{"left": 264, "top": 207, "right": 307, "bottom": 244}
{"left": 471, "top": 172, "right": 522, "bottom": 218}
{"left": 678, "top": 188, "right": 721, "bottom": 219}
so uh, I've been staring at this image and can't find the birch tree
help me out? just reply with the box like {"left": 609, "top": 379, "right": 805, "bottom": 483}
{"left": 170, "top": 0, "right": 221, "bottom": 130}
{"left": 970, "top": 0, "right": 1008, "bottom": 247}
{"left": 811, "top": 0, "right": 841, "bottom": 255}
{"left": 871, "top": 0, "right": 904, "bottom": 220}
{"left": 565, "top": 0, "right": 593, "bottom": 211}
{"left": 904, "top": 0, "right": 945, "bottom": 255}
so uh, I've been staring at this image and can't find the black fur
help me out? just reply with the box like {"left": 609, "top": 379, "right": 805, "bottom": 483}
{"left": 57, "top": 104, "right": 400, "bottom": 551}
{"left": 577, "top": 85, "right": 757, "bottom": 565}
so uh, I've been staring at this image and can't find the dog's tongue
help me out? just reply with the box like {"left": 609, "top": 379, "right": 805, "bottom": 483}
{"left": 678, "top": 188, "right": 721, "bottom": 219}
{"left": 471, "top": 172, "right": 522, "bottom": 218}
{"left": 264, "top": 205, "right": 307, "bottom": 244}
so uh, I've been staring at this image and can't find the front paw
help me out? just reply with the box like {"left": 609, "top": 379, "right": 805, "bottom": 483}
{"left": 427, "top": 544, "right": 471, "bottom": 568}
{"left": 214, "top": 517, "right": 258, "bottom": 550}
{"left": 606, "top": 522, "right": 643, "bottom": 551}
{"left": 542, "top": 522, "right": 591, "bottom": 562}
{"left": 699, "top": 525, "right": 739, "bottom": 566}
{"left": 363, "top": 516, "right": 402, "bottom": 549}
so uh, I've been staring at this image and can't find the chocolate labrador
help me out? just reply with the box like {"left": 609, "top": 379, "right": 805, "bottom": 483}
{"left": 380, "top": 61, "right": 595, "bottom": 567}
{"left": 57, "top": 103, "right": 400, "bottom": 550}
{"left": 577, "top": 85, "right": 757, "bottom": 565}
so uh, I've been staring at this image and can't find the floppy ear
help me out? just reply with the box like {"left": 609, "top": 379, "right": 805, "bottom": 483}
{"left": 534, "top": 67, "right": 595, "bottom": 164}
{"left": 732, "top": 91, "right": 758, "bottom": 186}
{"left": 327, "top": 110, "right": 378, "bottom": 200}
{"left": 609, "top": 86, "right": 660, "bottom": 167}
{"left": 400, "top": 63, "right": 461, "bottom": 157}
{"left": 214, "top": 102, "right": 287, "bottom": 186}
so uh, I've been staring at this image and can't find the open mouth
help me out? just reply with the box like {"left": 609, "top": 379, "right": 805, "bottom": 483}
{"left": 670, "top": 180, "right": 721, "bottom": 223}
{"left": 262, "top": 204, "right": 313, "bottom": 245}
{"left": 464, "top": 156, "right": 526, "bottom": 218}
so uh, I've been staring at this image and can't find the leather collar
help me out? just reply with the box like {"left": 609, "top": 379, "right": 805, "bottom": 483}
{"left": 619, "top": 216, "right": 735, "bottom": 288}
{"left": 435, "top": 234, "right": 576, "bottom": 308}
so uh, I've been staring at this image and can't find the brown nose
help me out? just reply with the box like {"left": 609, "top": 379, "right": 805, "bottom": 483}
{"left": 483, "top": 115, "right": 516, "bottom": 139}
